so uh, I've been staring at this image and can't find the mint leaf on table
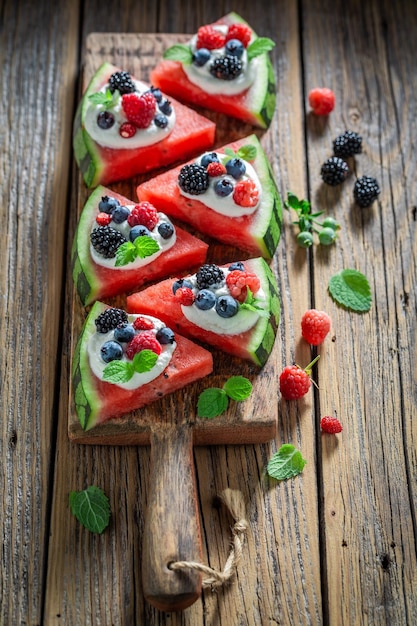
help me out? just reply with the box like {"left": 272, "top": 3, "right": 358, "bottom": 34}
{"left": 163, "top": 44, "right": 193, "bottom": 64}
{"left": 247, "top": 37, "right": 275, "bottom": 61}
{"left": 69, "top": 486, "right": 110, "bottom": 534}
{"left": 328, "top": 269, "right": 372, "bottom": 312}
{"left": 223, "top": 376, "right": 253, "bottom": 401}
{"left": 267, "top": 444, "right": 307, "bottom": 481}
{"left": 197, "top": 388, "right": 229, "bottom": 418}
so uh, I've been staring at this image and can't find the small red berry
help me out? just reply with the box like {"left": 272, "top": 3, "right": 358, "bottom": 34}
{"left": 301, "top": 309, "right": 331, "bottom": 345}
{"left": 320, "top": 416, "right": 343, "bottom": 434}
{"left": 127, "top": 202, "right": 159, "bottom": 229}
{"left": 196, "top": 25, "right": 226, "bottom": 50}
{"left": 122, "top": 92, "right": 156, "bottom": 128}
{"left": 96, "top": 212, "right": 112, "bottom": 226}
{"left": 207, "top": 162, "right": 227, "bottom": 177}
{"left": 226, "top": 270, "right": 260, "bottom": 302}
{"left": 308, "top": 87, "right": 335, "bottom": 115}
{"left": 233, "top": 179, "right": 260, "bottom": 208}
{"left": 133, "top": 316, "right": 154, "bottom": 331}
{"left": 125, "top": 331, "right": 161, "bottom": 359}
{"left": 279, "top": 355, "right": 320, "bottom": 400}
{"left": 226, "top": 23, "right": 252, "bottom": 48}
{"left": 175, "top": 287, "right": 195, "bottom": 306}
{"left": 119, "top": 122, "right": 137, "bottom": 138}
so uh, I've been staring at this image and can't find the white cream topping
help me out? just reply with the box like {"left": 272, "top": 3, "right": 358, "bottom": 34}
{"left": 84, "top": 79, "right": 176, "bottom": 149}
{"left": 88, "top": 314, "right": 175, "bottom": 390}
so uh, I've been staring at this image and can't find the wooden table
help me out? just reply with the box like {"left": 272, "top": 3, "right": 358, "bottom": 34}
{"left": 1, "top": 1, "right": 416, "bottom": 624}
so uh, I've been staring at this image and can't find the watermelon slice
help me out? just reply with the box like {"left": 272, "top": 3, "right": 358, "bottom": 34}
{"left": 126, "top": 258, "right": 280, "bottom": 367}
{"left": 71, "top": 186, "right": 208, "bottom": 306}
{"left": 72, "top": 302, "right": 213, "bottom": 430}
{"left": 73, "top": 62, "right": 216, "bottom": 188}
{"left": 150, "top": 13, "right": 276, "bottom": 129}
{"left": 136, "top": 134, "right": 282, "bottom": 259}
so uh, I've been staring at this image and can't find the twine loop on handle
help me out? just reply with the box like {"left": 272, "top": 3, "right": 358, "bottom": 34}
{"left": 169, "top": 488, "right": 248, "bottom": 591}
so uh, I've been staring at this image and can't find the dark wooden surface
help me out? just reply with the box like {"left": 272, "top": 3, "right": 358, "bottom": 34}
{"left": 1, "top": 1, "right": 416, "bottom": 624}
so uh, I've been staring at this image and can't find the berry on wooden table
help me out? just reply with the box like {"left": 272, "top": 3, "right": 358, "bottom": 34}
{"left": 320, "top": 416, "right": 343, "bottom": 434}
{"left": 353, "top": 176, "right": 380, "bottom": 207}
{"left": 320, "top": 156, "right": 349, "bottom": 186}
{"left": 308, "top": 87, "right": 335, "bottom": 115}
{"left": 333, "top": 130, "right": 362, "bottom": 158}
{"left": 301, "top": 309, "right": 331, "bottom": 345}
{"left": 279, "top": 355, "right": 320, "bottom": 400}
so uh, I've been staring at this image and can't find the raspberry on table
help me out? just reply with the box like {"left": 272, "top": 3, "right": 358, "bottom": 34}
{"left": 301, "top": 309, "right": 331, "bottom": 345}
{"left": 308, "top": 87, "right": 335, "bottom": 115}
{"left": 226, "top": 270, "right": 261, "bottom": 302}
{"left": 233, "top": 179, "right": 260, "bottom": 207}
{"left": 128, "top": 202, "right": 159, "bottom": 229}
{"left": 226, "top": 23, "right": 252, "bottom": 47}
{"left": 279, "top": 365, "right": 312, "bottom": 400}
{"left": 320, "top": 416, "right": 343, "bottom": 434}
{"left": 122, "top": 92, "right": 157, "bottom": 128}
{"left": 125, "top": 331, "right": 162, "bottom": 359}
{"left": 196, "top": 25, "right": 226, "bottom": 50}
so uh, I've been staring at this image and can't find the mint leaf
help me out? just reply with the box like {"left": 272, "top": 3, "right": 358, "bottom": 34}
{"left": 239, "top": 288, "right": 269, "bottom": 317}
{"left": 197, "top": 388, "right": 228, "bottom": 418}
{"left": 88, "top": 88, "right": 119, "bottom": 110}
{"left": 69, "top": 486, "right": 110, "bottom": 533}
{"left": 328, "top": 269, "right": 372, "bottom": 312}
{"left": 163, "top": 44, "right": 193, "bottom": 64}
{"left": 284, "top": 192, "right": 302, "bottom": 211}
{"left": 115, "top": 241, "right": 137, "bottom": 266}
{"left": 267, "top": 444, "right": 307, "bottom": 481}
{"left": 134, "top": 235, "right": 160, "bottom": 259}
{"left": 247, "top": 37, "right": 275, "bottom": 61}
{"left": 132, "top": 349, "right": 158, "bottom": 373}
{"left": 236, "top": 144, "right": 257, "bottom": 161}
{"left": 223, "top": 376, "right": 252, "bottom": 401}
{"left": 223, "top": 147, "right": 236, "bottom": 159}
{"left": 102, "top": 360, "right": 134, "bottom": 384}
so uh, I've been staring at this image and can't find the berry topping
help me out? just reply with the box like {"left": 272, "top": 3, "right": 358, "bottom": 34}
{"left": 154, "top": 113, "right": 168, "bottom": 128}
{"left": 119, "top": 122, "right": 137, "bottom": 138}
{"left": 320, "top": 416, "right": 343, "bottom": 434}
{"left": 127, "top": 202, "right": 159, "bottom": 229}
{"left": 90, "top": 226, "right": 127, "bottom": 258}
{"left": 98, "top": 196, "right": 120, "bottom": 214}
{"left": 95, "top": 212, "right": 112, "bottom": 226}
{"left": 210, "top": 55, "right": 243, "bottom": 80}
{"left": 320, "top": 156, "right": 349, "bottom": 186}
{"left": 196, "top": 264, "right": 225, "bottom": 289}
{"left": 156, "top": 327, "right": 175, "bottom": 345}
{"left": 200, "top": 152, "right": 220, "bottom": 167}
{"left": 228, "top": 261, "right": 245, "bottom": 271}
{"left": 125, "top": 331, "right": 162, "bottom": 359}
{"left": 207, "top": 161, "right": 227, "bottom": 177}
{"left": 353, "top": 176, "right": 380, "bottom": 207}
{"left": 214, "top": 178, "right": 234, "bottom": 197}
{"left": 194, "top": 289, "right": 216, "bottom": 310}
{"left": 172, "top": 278, "right": 193, "bottom": 294}
{"left": 225, "top": 39, "right": 245, "bottom": 58}
{"left": 225, "top": 23, "right": 252, "bottom": 48}
{"left": 113, "top": 323, "right": 135, "bottom": 343}
{"left": 149, "top": 86, "right": 163, "bottom": 102}
{"left": 233, "top": 179, "right": 260, "bottom": 207}
{"left": 97, "top": 111, "right": 115, "bottom": 129}
{"left": 301, "top": 309, "right": 331, "bottom": 345}
{"left": 215, "top": 295, "right": 239, "bottom": 318}
{"left": 333, "top": 130, "right": 362, "bottom": 158}
{"left": 111, "top": 204, "right": 130, "bottom": 224}
{"left": 279, "top": 356, "right": 320, "bottom": 400}
{"left": 196, "top": 25, "right": 226, "bottom": 50}
{"left": 95, "top": 308, "right": 128, "bottom": 333}
{"left": 122, "top": 92, "right": 157, "bottom": 128}
{"left": 308, "top": 87, "right": 335, "bottom": 115}
{"left": 158, "top": 222, "right": 174, "bottom": 239}
{"left": 225, "top": 157, "right": 246, "bottom": 179}
{"left": 158, "top": 99, "right": 172, "bottom": 116}
{"left": 193, "top": 48, "right": 211, "bottom": 66}
{"left": 129, "top": 225, "right": 152, "bottom": 241}
{"left": 226, "top": 270, "right": 260, "bottom": 302}
{"left": 100, "top": 340, "right": 124, "bottom": 363}
{"left": 175, "top": 286, "right": 195, "bottom": 306}
{"left": 108, "top": 71, "right": 136, "bottom": 95}
{"left": 133, "top": 316, "right": 155, "bottom": 331}
{"left": 178, "top": 163, "right": 209, "bottom": 195}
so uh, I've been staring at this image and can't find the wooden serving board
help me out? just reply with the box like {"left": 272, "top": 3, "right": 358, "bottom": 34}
{"left": 68, "top": 33, "right": 279, "bottom": 612}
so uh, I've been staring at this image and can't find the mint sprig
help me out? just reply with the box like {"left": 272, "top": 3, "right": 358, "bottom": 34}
{"left": 247, "top": 37, "right": 275, "bottom": 62}
{"left": 267, "top": 444, "right": 307, "bottom": 481}
{"left": 102, "top": 349, "right": 159, "bottom": 384}
{"left": 239, "top": 288, "right": 269, "bottom": 318}
{"left": 328, "top": 269, "right": 372, "bottom": 312}
{"left": 197, "top": 375, "right": 253, "bottom": 418}
{"left": 284, "top": 191, "right": 340, "bottom": 248}
{"left": 163, "top": 44, "right": 193, "bottom": 64}
{"left": 223, "top": 144, "right": 257, "bottom": 162}
{"left": 115, "top": 235, "right": 160, "bottom": 267}
{"left": 88, "top": 88, "right": 120, "bottom": 110}
{"left": 69, "top": 486, "right": 110, "bottom": 534}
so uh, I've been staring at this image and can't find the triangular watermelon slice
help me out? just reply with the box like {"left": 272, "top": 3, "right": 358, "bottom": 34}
{"left": 71, "top": 186, "right": 208, "bottom": 306}
{"left": 150, "top": 13, "right": 276, "bottom": 129}
{"left": 72, "top": 301, "right": 213, "bottom": 430}
{"left": 73, "top": 62, "right": 216, "bottom": 188}
{"left": 126, "top": 257, "right": 280, "bottom": 367}
{"left": 136, "top": 134, "right": 282, "bottom": 259}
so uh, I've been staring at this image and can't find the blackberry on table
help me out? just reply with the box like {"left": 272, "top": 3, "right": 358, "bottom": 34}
{"left": 90, "top": 226, "right": 127, "bottom": 258}
{"left": 320, "top": 156, "right": 349, "bottom": 186}
{"left": 196, "top": 264, "right": 225, "bottom": 289}
{"left": 178, "top": 164, "right": 209, "bottom": 195}
{"left": 333, "top": 130, "right": 362, "bottom": 158}
{"left": 95, "top": 308, "right": 128, "bottom": 333}
{"left": 353, "top": 176, "right": 380, "bottom": 207}
{"left": 108, "top": 71, "right": 136, "bottom": 95}
{"left": 209, "top": 56, "right": 243, "bottom": 80}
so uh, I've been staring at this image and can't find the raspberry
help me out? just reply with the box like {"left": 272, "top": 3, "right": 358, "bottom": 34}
{"left": 196, "top": 25, "right": 226, "bottom": 50}
{"left": 175, "top": 287, "right": 195, "bottom": 306}
{"left": 119, "top": 122, "right": 137, "bottom": 138}
{"left": 122, "top": 92, "right": 156, "bottom": 128}
{"left": 207, "top": 162, "right": 227, "bottom": 177}
{"left": 133, "top": 316, "right": 155, "bottom": 331}
{"left": 320, "top": 416, "right": 343, "bottom": 434}
{"left": 301, "top": 309, "right": 331, "bottom": 345}
{"left": 279, "top": 356, "right": 320, "bottom": 400}
{"left": 125, "top": 331, "right": 162, "bottom": 359}
{"left": 96, "top": 212, "right": 112, "bottom": 226}
{"left": 226, "top": 23, "right": 252, "bottom": 47}
{"left": 127, "top": 202, "right": 159, "bottom": 229}
{"left": 226, "top": 270, "right": 260, "bottom": 302}
{"left": 308, "top": 87, "right": 335, "bottom": 115}
{"left": 232, "top": 179, "right": 260, "bottom": 207}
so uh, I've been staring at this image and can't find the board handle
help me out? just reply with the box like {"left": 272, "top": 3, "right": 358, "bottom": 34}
{"left": 142, "top": 423, "right": 202, "bottom": 611}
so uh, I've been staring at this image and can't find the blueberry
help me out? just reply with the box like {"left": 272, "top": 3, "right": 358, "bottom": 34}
{"left": 154, "top": 113, "right": 168, "bottom": 128}
{"left": 113, "top": 323, "right": 135, "bottom": 343}
{"left": 100, "top": 340, "right": 123, "bottom": 363}
{"left": 215, "top": 295, "right": 239, "bottom": 318}
{"left": 98, "top": 195, "right": 120, "bottom": 214}
{"left": 159, "top": 99, "right": 172, "bottom": 116}
{"left": 158, "top": 222, "right": 174, "bottom": 239}
{"left": 225, "top": 39, "right": 244, "bottom": 58}
{"left": 97, "top": 110, "right": 115, "bottom": 129}
{"left": 172, "top": 278, "right": 193, "bottom": 294}
{"left": 150, "top": 86, "right": 163, "bottom": 102}
{"left": 111, "top": 205, "right": 130, "bottom": 224}
{"left": 195, "top": 289, "right": 216, "bottom": 310}
{"left": 225, "top": 158, "right": 246, "bottom": 179}
{"left": 130, "top": 225, "right": 151, "bottom": 241}
{"left": 228, "top": 261, "right": 245, "bottom": 272}
{"left": 193, "top": 48, "right": 211, "bottom": 66}
{"left": 156, "top": 327, "right": 175, "bottom": 344}
{"left": 200, "top": 152, "right": 220, "bottom": 168}
{"left": 214, "top": 178, "right": 234, "bottom": 197}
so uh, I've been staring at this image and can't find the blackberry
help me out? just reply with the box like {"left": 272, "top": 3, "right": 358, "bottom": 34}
{"left": 108, "top": 71, "right": 136, "bottom": 95}
{"left": 320, "top": 157, "right": 349, "bottom": 186}
{"left": 333, "top": 130, "right": 362, "bottom": 158}
{"left": 95, "top": 308, "right": 128, "bottom": 334}
{"left": 178, "top": 164, "right": 209, "bottom": 195}
{"left": 196, "top": 264, "right": 225, "bottom": 290}
{"left": 90, "top": 226, "right": 127, "bottom": 258}
{"left": 209, "top": 56, "right": 243, "bottom": 80}
{"left": 353, "top": 176, "right": 380, "bottom": 207}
